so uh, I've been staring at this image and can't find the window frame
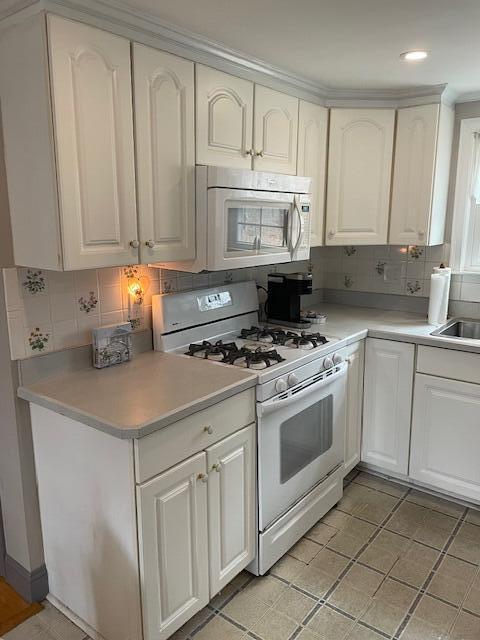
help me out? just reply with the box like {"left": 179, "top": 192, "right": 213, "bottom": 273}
{"left": 450, "top": 117, "right": 480, "bottom": 272}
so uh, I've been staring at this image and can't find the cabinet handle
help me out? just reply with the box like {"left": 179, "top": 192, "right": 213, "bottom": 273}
{"left": 255, "top": 150, "right": 264, "bottom": 157}
{"left": 203, "top": 425, "right": 213, "bottom": 435}
{"left": 197, "top": 473, "right": 208, "bottom": 483}
{"left": 328, "top": 230, "right": 335, "bottom": 239}
{"left": 211, "top": 463, "right": 222, "bottom": 473}
{"left": 245, "top": 148, "right": 254, "bottom": 156}
{"left": 145, "top": 239, "right": 155, "bottom": 249}
{"left": 129, "top": 240, "right": 140, "bottom": 249}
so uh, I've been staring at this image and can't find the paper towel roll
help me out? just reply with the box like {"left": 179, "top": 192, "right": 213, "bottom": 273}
{"left": 433, "top": 267, "right": 451, "bottom": 325}
{"left": 428, "top": 274, "right": 445, "bottom": 325}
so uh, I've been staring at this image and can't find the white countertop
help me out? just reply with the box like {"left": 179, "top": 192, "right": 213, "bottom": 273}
{"left": 18, "top": 303, "right": 480, "bottom": 439}
{"left": 305, "top": 303, "right": 480, "bottom": 354}
{"left": 18, "top": 351, "right": 257, "bottom": 439}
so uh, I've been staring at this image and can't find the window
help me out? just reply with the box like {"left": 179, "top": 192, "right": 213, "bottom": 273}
{"left": 451, "top": 117, "right": 480, "bottom": 272}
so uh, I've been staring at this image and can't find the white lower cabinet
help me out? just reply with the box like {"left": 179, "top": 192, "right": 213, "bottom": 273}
{"left": 207, "top": 424, "right": 256, "bottom": 596}
{"left": 362, "top": 338, "right": 414, "bottom": 475}
{"left": 137, "top": 452, "right": 209, "bottom": 640}
{"left": 137, "top": 423, "right": 256, "bottom": 640}
{"left": 410, "top": 374, "right": 480, "bottom": 502}
{"left": 344, "top": 341, "right": 365, "bottom": 475}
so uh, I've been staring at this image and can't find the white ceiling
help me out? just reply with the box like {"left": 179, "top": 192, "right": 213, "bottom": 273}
{"left": 122, "top": 0, "right": 480, "bottom": 99}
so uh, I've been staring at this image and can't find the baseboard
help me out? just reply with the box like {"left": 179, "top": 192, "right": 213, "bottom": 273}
{"left": 4, "top": 555, "right": 48, "bottom": 602}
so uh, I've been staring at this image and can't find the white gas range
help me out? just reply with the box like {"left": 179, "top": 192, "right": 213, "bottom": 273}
{"left": 153, "top": 281, "right": 346, "bottom": 574}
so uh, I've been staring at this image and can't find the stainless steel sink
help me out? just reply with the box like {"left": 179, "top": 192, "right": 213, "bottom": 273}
{"left": 431, "top": 318, "right": 480, "bottom": 340}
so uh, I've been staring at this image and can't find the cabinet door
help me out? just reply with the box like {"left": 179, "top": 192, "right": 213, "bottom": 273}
{"left": 137, "top": 453, "right": 209, "bottom": 640}
{"left": 326, "top": 108, "right": 394, "bottom": 245}
{"left": 344, "top": 341, "right": 365, "bottom": 475}
{"left": 196, "top": 65, "right": 253, "bottom": 169}
{"left": 133, "top": 44, "right": 195, "bottom": 263}
{"left": 389, "top": 104, "right": 439, "bottom": 246}
{"left": 47, "top": 15, "right": 138, "bottom": 269}
{"left": 207, "top": 424, "right": 256, "bottom": 597}
{"left": 297, "top": 101, "right": 328, "bottom": 247}
{"left": 253, "top": 85, "right": 298, "bottom": 175}
{"left": 362, "top": 338, "right": 414, "bottom": 475}
{"left": 411, "top": 374, "right": 480, "bottom": 502}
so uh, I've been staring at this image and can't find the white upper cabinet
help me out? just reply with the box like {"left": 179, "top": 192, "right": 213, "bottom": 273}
{"left": 297, "top": 101, "right": 328, "bottom": 246}
{"left": 48, "top": 16, "right": 138, "bottom": 269}
{"left": 196, "top": 65, "right": 254, "bottom": 169}
{"left": 390, "top": 104, "right": 454, "bottom": 246}
{"left": 0, "top": 14, "right": 140, "bottom": 270}
{"left": 133, "top": 44, "right": 196, "bottom": 263}
{"left": 326, "top": 108, "right": 395, "bottom": 245}
{"left": 362, "top": 338, "right": 414, "bottom": 475}
{"left": 253, "top": 85, "right": 299, "bottom": 175}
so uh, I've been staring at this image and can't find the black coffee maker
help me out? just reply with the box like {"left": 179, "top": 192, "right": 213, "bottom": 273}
{"left": 266, "top": 272, "right": 313, "bottom": 328}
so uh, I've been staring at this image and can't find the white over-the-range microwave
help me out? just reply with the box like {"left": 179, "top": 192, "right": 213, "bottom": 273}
{"left": 160, "top": 166, "right": 312, "bottom": 272}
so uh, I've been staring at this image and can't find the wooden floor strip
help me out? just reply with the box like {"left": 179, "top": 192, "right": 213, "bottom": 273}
{"left": 0, "top": 577, "right": 42, "bottom": 636}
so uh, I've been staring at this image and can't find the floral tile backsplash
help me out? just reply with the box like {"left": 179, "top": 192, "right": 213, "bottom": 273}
{"left": 316, "top": 244, "right": 451, "bottom": 298}
{"left": 6, "top": 244, "right": 480, "bottom": 361}
{"left": 3, "top": 262, "right": 308, "bottom": 360}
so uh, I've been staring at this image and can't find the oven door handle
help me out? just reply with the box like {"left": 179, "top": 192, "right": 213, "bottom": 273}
{"left": 258, "top": 362, "right": 348, "bottom": 417}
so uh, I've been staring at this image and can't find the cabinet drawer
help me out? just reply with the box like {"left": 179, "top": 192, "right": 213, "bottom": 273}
{"left": 417, "top": 346, "right": 480, "bottom": 385}
{"left": 134, "top": 389, "right": 255, "bottom": 483}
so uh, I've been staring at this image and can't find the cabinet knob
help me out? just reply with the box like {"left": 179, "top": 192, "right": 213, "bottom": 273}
{"left": 418, "top": 230, "right": 425, "bottom": 239}
{"left": 255, "top": 150, "right": 264, "bottom": 157}
{"left": 328, "top": 230, "right": 334, "bottom": 239}
{"left": 203, "top": 425, "right": 213, "bottom": 435}
{"left": 129, "top": 240, "right": 140, "bottom": 249}
{"left": 211, "top": 463, "right": 222, "bottom": 473}
{"left": 245, "top": 148, "right": 254, "bottom": 156}
{"left": 145, "top": 239, "right": 155, "bottom": 249}
{"left": 197, "top": 473, "right": 208, "bottom": 483}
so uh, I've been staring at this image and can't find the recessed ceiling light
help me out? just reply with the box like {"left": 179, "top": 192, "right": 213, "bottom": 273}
{"left": 400, "top": 50, "right": 429, "bottom": 62}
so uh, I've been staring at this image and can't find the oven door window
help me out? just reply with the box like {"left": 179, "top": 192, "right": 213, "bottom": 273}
{"left": 280, "top": 394, "right": 333, "bottom": 484}
{"left": 225, "top": 203, "right": 289, "bottom": 257}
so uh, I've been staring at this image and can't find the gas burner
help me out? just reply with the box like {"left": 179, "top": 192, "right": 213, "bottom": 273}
{"left": 285, "top": 331, "right": 329, "bottom": 350}
{"left": 239, "top": 326, "right": 276, "bottom": 343}
{"left": 225, "top": 346, "right": 286, "bottom": 369}
{"left": 185, "top": 340, "right": 238, "bottom": 361}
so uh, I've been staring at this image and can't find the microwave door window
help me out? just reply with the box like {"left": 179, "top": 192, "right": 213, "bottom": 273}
{"left": 280, "top": 394, "right": 333, "bottom": 484}
{"left": 226, "top": 206, "right": 260, "bottom": 255}
{"left": 225, "top": 203, "right": 289, "bottom": 257}
{"left": 258, "top": 207, "right": 289, "bottom": 254}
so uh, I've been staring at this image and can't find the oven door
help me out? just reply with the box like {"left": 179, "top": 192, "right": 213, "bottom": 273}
{"left": 257, "top": 363, "right": 347, "bottom": 531}
{"left": 207, "top": 188, "right": 300, "bottom": 270}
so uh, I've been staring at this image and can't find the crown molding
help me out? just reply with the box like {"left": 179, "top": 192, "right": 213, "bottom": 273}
{"left": 0, "top": 0, "right": 459, "bottom": 107}
{"left": 455, "top": 91, "right": 480, "bottom": 105}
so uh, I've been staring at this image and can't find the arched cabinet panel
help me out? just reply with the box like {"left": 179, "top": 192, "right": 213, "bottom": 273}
{"left": 133, "top": 44, "right": 195, "bottom": 262}
{"left": 326, "top": 108, "right": 394, "bottom": 245}
{"left": 196, "top": 65, "right": 253, "bottom": 169}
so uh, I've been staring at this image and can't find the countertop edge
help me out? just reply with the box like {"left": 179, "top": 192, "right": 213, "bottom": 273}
{"left": 18, "top": 376, "right": 257, "bottom": 440}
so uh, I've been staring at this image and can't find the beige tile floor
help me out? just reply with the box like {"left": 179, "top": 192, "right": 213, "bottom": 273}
{"left": 3, "top": 470, "right": 480, "bottom": 640}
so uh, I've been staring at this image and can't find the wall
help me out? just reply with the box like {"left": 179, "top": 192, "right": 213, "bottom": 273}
{"left": 0, "top": 116, "right": 47, "bottom": 600}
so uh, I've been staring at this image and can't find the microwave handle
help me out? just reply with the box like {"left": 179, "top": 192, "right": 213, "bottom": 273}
{"left": 292, "top": 197, "right": 303, "bottom": 256}
{"left": 258, "top": 362, "right": 347, "bottom": 417}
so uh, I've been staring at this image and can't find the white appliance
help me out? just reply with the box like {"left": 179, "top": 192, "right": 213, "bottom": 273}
{"left": 159, "top": 167, "right": 312, "bottom": 272}
{"left": 152, "top": 281, "right": 345, "bottom": 574}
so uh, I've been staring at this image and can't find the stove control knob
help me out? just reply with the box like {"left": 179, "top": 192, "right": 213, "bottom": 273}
{"left": 323, "top": 356, "right": 334, "bottom": 370}
{"left": 275, "top": 378, "right": 288, "bottom": 393}
{"left": 288, "top": 373, "right": 299, "bottom": 387}
{"left": 333, "top": 353, "right": 343, "bottom": 365}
